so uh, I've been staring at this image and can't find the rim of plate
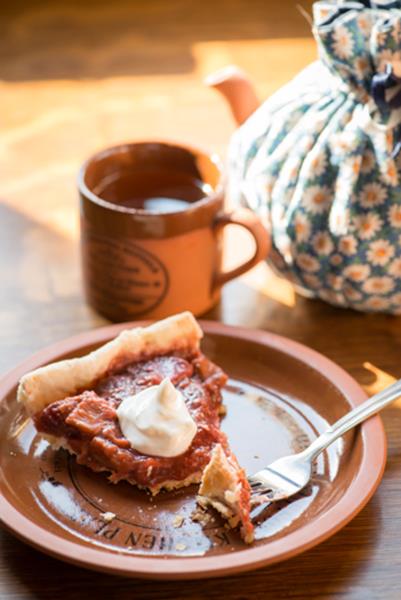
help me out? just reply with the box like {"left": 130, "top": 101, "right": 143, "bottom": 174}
{"left": 0, "top": 320, "right": 387, "bottom": 579}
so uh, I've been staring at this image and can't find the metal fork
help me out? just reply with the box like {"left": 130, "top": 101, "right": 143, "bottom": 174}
{"left": 248, "top": 377, "right": 401, "bottom": 503}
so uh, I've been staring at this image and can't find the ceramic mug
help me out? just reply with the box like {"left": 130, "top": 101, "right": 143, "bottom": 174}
{"left": 78, "top": 141, "right": 270, "bottom": 321}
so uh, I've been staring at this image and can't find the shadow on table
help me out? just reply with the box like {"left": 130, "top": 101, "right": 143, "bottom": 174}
{"left": 0, "top": 201, "right": 105, "bottom": 374}
{"left": 209, "top": 278, "right": 401, "bottom": 389}
{"left": 0, "top": 0, "right": 314, "bottom": 81}
{"left": 0, "top": 497, "right": 381, "bottom": 600}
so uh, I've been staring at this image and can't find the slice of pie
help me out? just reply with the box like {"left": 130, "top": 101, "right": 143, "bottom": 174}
{"left": 17, "top": 312, "right": 253, "bottom": 543}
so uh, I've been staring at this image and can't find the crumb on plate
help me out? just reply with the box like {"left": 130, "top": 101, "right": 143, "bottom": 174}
{"left": 100, "top": 511, "right": 116, "bottom": 523}
{"left": 173, "top": 515, "right": 185, "bottom": 528}
{"left": 191, "top": 507, "right": 212, "bottom": 526}
{"left": 175, "top": 543, "right": 186, "bottom": 551}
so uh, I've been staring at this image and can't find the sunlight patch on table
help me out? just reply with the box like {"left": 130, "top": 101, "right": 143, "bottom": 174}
{"left": 363, "top": 362, "right": 398, "bottom": 401}
{"left": 0, "top": 164, "right": 79, "bottom": 241}
{"left": 224, "top": 223, "right": 295, "bottom": 307}
{"left": 242, "top": 262, "right": 296, "bottom": 308}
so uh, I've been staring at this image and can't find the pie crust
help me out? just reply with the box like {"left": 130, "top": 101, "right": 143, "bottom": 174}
{"left": 17, "top": 312, "right": 253, "bottom": 542}
{"left": 198, "top": 444, "right": 254, "bottom": 543}
{"left": 18, "top": 311, "right": 202, "bottom": 416}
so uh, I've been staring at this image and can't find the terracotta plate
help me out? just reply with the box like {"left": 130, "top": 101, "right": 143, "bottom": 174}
{"left": 0, "top": 321, "right": 386, "bottom": 579}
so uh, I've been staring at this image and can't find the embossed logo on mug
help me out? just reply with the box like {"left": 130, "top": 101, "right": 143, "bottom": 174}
{"left": 84, "top": 228, "right": 169, "bottom": 317}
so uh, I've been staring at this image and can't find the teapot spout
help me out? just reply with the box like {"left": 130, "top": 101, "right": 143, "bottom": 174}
{"left": 205, "top": 65, "right": 260, "bottom": 126}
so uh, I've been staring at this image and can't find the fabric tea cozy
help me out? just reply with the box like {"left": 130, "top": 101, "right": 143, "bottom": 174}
{"left": 228, "top": 0, "right": 401, "bottom": 313}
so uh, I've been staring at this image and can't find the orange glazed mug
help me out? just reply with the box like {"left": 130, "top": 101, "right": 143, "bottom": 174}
{"left": 78, "top": 141, "right": 270, "bottom": 321}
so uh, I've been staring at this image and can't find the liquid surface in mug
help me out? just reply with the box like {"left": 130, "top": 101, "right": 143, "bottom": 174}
{"left": 93, "top": 168, "right": 213, "bottom": 213}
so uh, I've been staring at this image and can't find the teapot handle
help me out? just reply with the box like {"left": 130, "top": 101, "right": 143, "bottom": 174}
{"left": 212, "top": 208, "right": 270, "bottom": 289}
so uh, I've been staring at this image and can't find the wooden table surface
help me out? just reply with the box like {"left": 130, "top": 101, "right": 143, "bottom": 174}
{"left": 1, "top": 1, "right": 401, "bottom": 598}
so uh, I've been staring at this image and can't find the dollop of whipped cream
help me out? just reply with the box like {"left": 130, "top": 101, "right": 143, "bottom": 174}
{"left": 116, "top": 378, "right": 197, "bottom": 457}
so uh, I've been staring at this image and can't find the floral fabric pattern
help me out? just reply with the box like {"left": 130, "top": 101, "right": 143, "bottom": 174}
{"left": 228, "top": 0, "right": 401, "bottom": 313}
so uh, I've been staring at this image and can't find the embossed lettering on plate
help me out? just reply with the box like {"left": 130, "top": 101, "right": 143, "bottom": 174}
{"left": 6, "top": 379, "right": 338, "bottom": 557}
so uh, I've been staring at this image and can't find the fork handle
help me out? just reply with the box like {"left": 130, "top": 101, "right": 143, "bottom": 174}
{"left": 300, "top": 377, "right": 401, "bottom": 462}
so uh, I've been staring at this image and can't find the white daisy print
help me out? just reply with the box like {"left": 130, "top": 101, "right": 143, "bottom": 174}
{"left": 326, "top": 273, "right": 343, "bottom": 291}
{"left": 312, "top": 231, "right": 334, "bottom": 255}
{"left": 332, "top": 25, "right": 354, "bottom": 60}
{"left": 360, "top": 151, "right": 375, "bottom": 174}
{"left": 390, "top": 292, "right": 401, "bottom": 307}
{"left": 330, "top": 254, "right": 343, "bottom": 266}
{"left": 389, "top": 258, "right": 401, "bottom": 278}
{"left": 343, "top": 264, "right": 371, "bottom": 282}
{"left": 319, "top": 289, "right": 346, "bottom": 306}
{"left": 302, "top": 185, "right": 331, "bottom": 215}
{"left": 309, "top": 151, "right": 327, "bottom": 177}
{"left": 295, "top": 253, "right": 320, "bottom": 273}
{"left": 331, "top": 132, "right": 352, "bottom": 156}
{"left": 346, "top": 157, "right": 362, "bottom": 180}
{"left": 300, "top": 135, "right": 315, "bottom": 153}
{"left": 329, "top": 206, "right": 351, "bottom": 236}
{"left": 316, "top": 6, "right": 330, "bottom": 21}
{"left": 354, "top": 56, "right": 370, "bottom": 79}
{"left": 353, "top": 213, "right": 383, "bottom": 240}
{"left": 359, "top": 183, "right": 387, "bottom": 208}
{"left": 266, "top": 179, "right": 275, "bottom": 198}
{"left": 303, "top": 274, "right": 321, "bottom": 289}
{"left": 363, "top": 296, "right": 391, "bottom": 311}
{"left": 343, "top": 285, "right": 363, "bottom": 301}
{"left": 362, "top": 276, "right": 395, "bottom": 295}
{"left": 294, "top": 213, "right": 311, "bottom": 242}
{"left": 388, "top": 205, "right": 401, "bottom": 228}
{"left": 367, "top": 239, "right": 395, "bottom": 266}
{"left": 382, "top": 159, "right": 398, "bottom": 186}
{"left": 283, "top": 158, "right": 301, "bottom": 184}
{"left": 339, "top": 235, "right": 358, "bottom": 256}
{"left": 357, "top": 14, "right": 371, "bottom": 36}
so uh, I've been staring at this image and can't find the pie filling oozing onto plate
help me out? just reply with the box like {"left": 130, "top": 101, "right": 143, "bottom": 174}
{"left": 17, "top": 312, "right": 254, "bottom": 543}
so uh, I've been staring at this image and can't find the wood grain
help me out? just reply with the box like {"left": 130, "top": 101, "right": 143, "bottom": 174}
{"left": 1, "top": 1, "right": 401, "bottom": 598}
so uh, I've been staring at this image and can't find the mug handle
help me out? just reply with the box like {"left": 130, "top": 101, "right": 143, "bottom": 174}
{"left": 212, "top": 208, "right": 270, "bottom": 289}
